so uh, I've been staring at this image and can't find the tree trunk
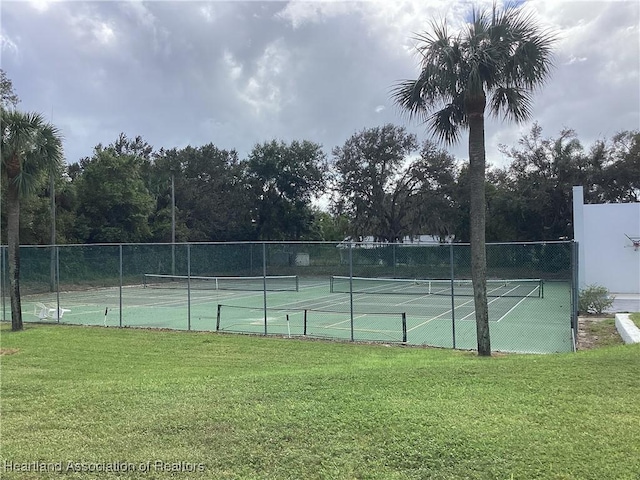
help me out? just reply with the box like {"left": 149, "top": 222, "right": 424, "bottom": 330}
{"left": 7, "top": 180, "right": 23, "bottom": 331}
{"left": 467, "top": 107, "right": 491, "bottom": 356}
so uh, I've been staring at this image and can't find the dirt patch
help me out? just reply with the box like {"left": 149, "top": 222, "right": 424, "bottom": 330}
{"left": 0, "top": 348, "right": 19, "bottom": 356}
{"left": 577, "top": 316, "right": 624, "bottom": 350}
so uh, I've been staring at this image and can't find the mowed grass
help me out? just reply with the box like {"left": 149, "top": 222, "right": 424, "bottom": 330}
{"left": 1, "top": 324, "right": 639, "bottom": 480}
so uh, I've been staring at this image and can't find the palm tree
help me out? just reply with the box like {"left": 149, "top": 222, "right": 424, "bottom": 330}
{"left": 1, "top": 109, "right": 64, "bottom": 331}
{"left": 393, "top": 4, "right": 555, "bottom": 356}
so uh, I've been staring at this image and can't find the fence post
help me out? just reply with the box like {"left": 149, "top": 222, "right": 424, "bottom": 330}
{"left": 393, "top": 243, "right": 397, "bottom": 277}
{"left": 349, "top": 242, "right": 354, "bottom": 342}
{"left": 0, "top": 246, "right": 4, "bottom": 322}
{"left": 171, "top": 173, "right": 176, "bottom": 276}
{"left": 450, "top": 243, "right": 456, "bottom": 349}
{"left": 56, "top": 246, "right": 60, "bottom": 324}
{"left": 187, "top": 243, "right": 191, "bottom": 331}
{"left": 119, "top": 244, "right": 123, "bottom": 328}
{"left": 571, "top": 241, "right": 579, "bottom": 351}
{"left": 263, "top": 242, "right": 267, "bottom": 335}
{"left": 250, "top": 244, "right": 254, "bottom": 276}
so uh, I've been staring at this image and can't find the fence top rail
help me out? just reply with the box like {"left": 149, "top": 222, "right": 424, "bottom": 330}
{"left": 7, "top": 240, "right": 577, "bottom": 249}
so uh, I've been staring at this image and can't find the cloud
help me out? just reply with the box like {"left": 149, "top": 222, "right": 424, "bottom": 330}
{"left": 1, "top": 0, "right": 637, "bottom": 167}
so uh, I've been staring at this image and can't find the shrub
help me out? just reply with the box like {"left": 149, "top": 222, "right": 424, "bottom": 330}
{"left": 578, "top": 284, "right": 615, "bottom": 315}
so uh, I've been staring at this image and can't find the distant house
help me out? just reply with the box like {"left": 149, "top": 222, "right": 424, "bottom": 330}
{"left": 338, "top": 235, "right": 454, "bottom": 248}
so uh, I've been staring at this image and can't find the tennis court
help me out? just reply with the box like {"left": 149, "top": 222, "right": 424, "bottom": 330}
{"left": 6, "top": 240, "right": 577, "bottom": 353}
{"left": 18, "top": 275, "right": 573, "bottom": 353}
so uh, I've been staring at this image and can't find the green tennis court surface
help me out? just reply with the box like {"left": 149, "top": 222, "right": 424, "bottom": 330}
{"left": 17, "top": 277, "right": 572, "bottom": 353}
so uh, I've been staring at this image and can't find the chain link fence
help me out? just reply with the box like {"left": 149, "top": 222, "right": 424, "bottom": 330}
{"left": 0, "top": 241, "right": 577, "bottom": 353}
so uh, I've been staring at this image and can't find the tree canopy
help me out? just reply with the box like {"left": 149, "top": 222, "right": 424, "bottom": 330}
{"left": 332, "top": 124, "right": 458, "bottom": 242}
{"left": 2, "top": 125, "right": 637, "bottom": 248}
{"left": 0, "top": 69, "right": 20, "bottom": 110}
{"left": 246, "top": 139, "right": 328, "bottom": 240}
{"left": 74, "top": 139, "right": 154, "bottom": 243}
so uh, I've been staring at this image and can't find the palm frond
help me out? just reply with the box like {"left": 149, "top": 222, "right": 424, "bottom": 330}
{"left": 34, "top": 123, "right": 64, "bottom": 175}
{"left": 391, "top": 59, "right": 459, "bottom": 118}
{"left": 1, "top": 110, "right": 39, "bottom": 164}
{"left": 1, "top": 109, "right": 64, "bottom": 195}
{"left": 393, "top": 24, "right": 467, "bottom": 144}
{"left": 391, "top": 79, "right": 430, "bottom": 123}
{"left": 12, "top": 170, "right": 38, "bottom": 196}
{"left": 491, "top": 5, "right": 557, "bottom": 89}
{"left": 507, "top": 31, "right": 556, "bottom": 89}
{"left": 393, "top": 1, "right": 555, "bottom": 142}
{"left": 489, "top": 86, "right": 532, "bottom": 122}
{"left": 427, "top": 100, "right": 466, "bottom": 146}
{"left": 413, "top": 19, "right": 452, "bottom": 63}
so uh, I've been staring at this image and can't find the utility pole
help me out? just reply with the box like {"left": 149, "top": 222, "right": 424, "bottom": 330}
{"left": 50, "top": 174, "right": 56, "bottom": 291}
{"left": 49, "top": 106, "right": 56, "bottom": 292}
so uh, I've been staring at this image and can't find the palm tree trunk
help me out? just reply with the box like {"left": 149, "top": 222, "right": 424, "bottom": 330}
{"left": 467, "top": 110, "right": 491, "bottom": 356}
{"left": 6, "top": 180, "right": 23, "bottom": 331}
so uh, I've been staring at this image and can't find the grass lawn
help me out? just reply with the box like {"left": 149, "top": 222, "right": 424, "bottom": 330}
{"left": 1, "top": 323, "right": 639, "bottom": 480}
{"left": 631, "top": 312, "right": 640, "bottom": 329}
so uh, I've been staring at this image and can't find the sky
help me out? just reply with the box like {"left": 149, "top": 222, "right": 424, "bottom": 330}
{"left": 1, "top": 0, "right": 639, "bottom": 168}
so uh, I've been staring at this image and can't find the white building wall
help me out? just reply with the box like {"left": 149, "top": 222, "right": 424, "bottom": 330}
{"left": 573, "top": 186, "right": 640, "bottom": 294}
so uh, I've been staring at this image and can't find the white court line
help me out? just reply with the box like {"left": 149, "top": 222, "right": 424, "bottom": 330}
{"left": 267, "top": 289, "right": 472, "bottom": 331}
{"left": 495, "top": 291, "right": 537, "bottom": 323}
{"left": 41, "top": 284, "right": 291, "bottom": 316}
{"left": 325, "top": 313, "right": 368, "bottom": 329}
{"left": 392, "top": 294, "right": 433, "bottom": 307}
{"left": 407, "top": 297, "right": 476, "bottom": 332}
{"left": 266, "top": 292, "right": 352, "bottom": 311}
{"left": 458, "top": 284, "right": 523, "bottom": 321}
{"left": 289, "top": 291, "right": 442, "bottom": 311}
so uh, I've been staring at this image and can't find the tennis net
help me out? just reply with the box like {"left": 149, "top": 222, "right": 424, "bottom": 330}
{"left": 330, "top": 276, "right": 543, "bottom": 298}
{"left": 143, "top": 274, "right": 299, "bottom": 292}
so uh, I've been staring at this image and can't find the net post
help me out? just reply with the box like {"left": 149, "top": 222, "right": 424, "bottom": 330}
{"left": 329, "top": 276, "right": 334, "bottom": 293}
{"left": 402, "top": 312, "right": 407, "bottom": 343}
{"left": 216, "top": 304, "right": 221, "bottom": 331}
{"left": 295, "top": 275, "right": 299, "bottom": 292}
{"left": 541, "top": 279, "right": 544, "bottom": 299}
{"left": 303, "top": 309, "right": 307, "bottom": 336}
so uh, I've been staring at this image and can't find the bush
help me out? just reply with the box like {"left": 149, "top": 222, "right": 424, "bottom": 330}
{"left": 578, "top": 284, "right": 615, "bottom": 315}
